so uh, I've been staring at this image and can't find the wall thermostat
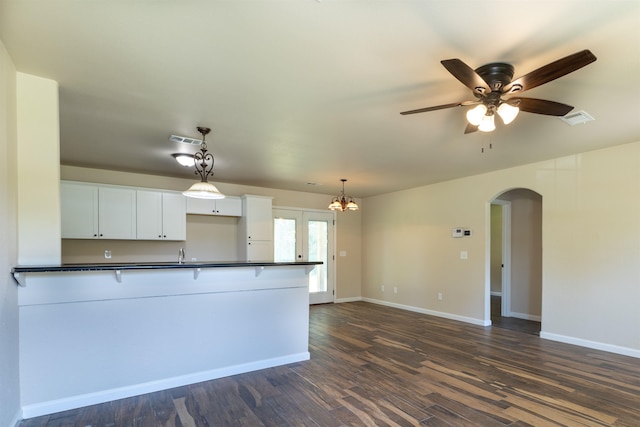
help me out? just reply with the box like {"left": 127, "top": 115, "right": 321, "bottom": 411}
{"left": 452, "top": 228, "right": 472, "bottom": 238}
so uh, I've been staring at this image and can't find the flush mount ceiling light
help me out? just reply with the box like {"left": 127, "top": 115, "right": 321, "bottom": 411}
{"left": 328, "top": 179, "right": 359, "bottom": 212}
{"left": 182, "top": 127, "right": 225, "bottom": 200}
{"left": 401, "top": 50, "right": 597, "bottom": 134}
{"left": 172, "top": 153, "right": 195, "bottom": 167}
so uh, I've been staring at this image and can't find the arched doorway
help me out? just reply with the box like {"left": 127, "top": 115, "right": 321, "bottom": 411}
{"left": 489, "top": 188, "right": 542, "bottom": 335}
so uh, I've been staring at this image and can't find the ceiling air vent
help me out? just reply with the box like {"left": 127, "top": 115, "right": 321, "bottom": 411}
{"left": 559, "top": 110, "right": 595, "bottom": 126}
{"left": 169, "top": 134, "right": 202, "bottom": 145}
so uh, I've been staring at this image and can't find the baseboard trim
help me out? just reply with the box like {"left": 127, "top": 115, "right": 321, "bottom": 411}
{"left": 335, "top": 296, "right": 363, "bottom": 303}
{"left": 510, "top": 311, "right": 542, "bottom": 322}
{"left": 21, "top": 352, "right": 310, "bottom": 419}
{"left": 539, "top": 332, "right": 639, "bottom": 359}
{"left": 362, "top": 298, "right": 490, "bottom": 326}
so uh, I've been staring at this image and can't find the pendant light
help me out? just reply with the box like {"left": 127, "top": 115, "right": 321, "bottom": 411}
{"left": 328, "top": 179, "right": 359, "bottom": 212}
{"left": 182, "top": 127, "right": 225, "bottom": 199}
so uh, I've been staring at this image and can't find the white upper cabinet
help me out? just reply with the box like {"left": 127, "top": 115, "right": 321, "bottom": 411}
{"left": 186, "top": 196, "right": 242, "bottom": 216}
{"left": 241, "top": 195, "right": 273, "bottom": 241}
{"left": 161, "top": 192, "right": 187, "bottom": 240}
{"left": 98, "top": 186, "right": 137, "bottom": 239}
{"left": 136, "top": 190, "right": 186, "bottom": 241}
{"left": 61, "top": 181, "right": 187, "bottom": 241}
{"left": 61, "top": 182, "right": 137, "bottom": 239}
{"left": 61, "top": 182, "right": 99, "bottom": 239}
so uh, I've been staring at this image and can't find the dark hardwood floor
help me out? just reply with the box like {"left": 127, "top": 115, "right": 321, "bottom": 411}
{"left": 491, "top": 295, "right": 541, "bottom": 336}
{"left": 21, "top": 302, "right": 640, "bottom": 426}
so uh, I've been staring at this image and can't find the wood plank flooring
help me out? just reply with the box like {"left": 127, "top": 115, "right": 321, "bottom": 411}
{"left": 20, "top": 302, "right": 640, "bottom": 426}
{"left": 490, "top": 296, "right": 541, "bottom": 336}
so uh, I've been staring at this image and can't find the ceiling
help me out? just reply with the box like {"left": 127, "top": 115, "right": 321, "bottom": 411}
{"left": 1, "top": 0, "right": 639, "bottom": 198}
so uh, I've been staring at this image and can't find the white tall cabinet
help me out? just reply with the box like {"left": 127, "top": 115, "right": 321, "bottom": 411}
{"left": 238, "top": 195, "right": 273, "bottom": 261}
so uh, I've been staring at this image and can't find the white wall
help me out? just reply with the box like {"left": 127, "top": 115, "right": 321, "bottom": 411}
{"left": 0, "top": 39, "right": 21, "bottom": 427}
{"left": 363, "top": 141, "right": 640, "bottom": 356}
{"left": 16, "top": 73, "right": 60, "bottom": 265}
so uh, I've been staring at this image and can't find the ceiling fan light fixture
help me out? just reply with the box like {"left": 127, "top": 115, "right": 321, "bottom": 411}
{"left": 497, "top": 102, "right": 519, "bottom": 125}
{"left": 466, "top": 104, "right": 487, "bottom": 126}
{"left": 478, "top": 114, "right": 496, "bottom": 132}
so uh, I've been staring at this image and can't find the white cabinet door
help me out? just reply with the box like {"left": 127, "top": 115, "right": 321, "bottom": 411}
{"left": 243, "top": 196, "right": 273, "bottom": 240}
{"left": 136, "top": 190, "right": 163, "bottom": 240}
{"left": 246, "top": 240, "right": 273, "bottom": 262}
{"left": 99, "top": 187, "right": 137, "bottom": 239}
{"left": 213, "top": 197, "right": 242, "bottom": 216}
{"left": 137, "top": 190, "right": 186, "bottom": 240}
{"left": 161, "top": 192, "right": 186, "bottom": 240}
{"left": 61, "top": 182, "right": 99, "bottom": 239}
{"left": 186, "top": 197, "right": 215, "bottom": 215}
{"left": 186, "top": 196, "right": 241, "bottom": 216}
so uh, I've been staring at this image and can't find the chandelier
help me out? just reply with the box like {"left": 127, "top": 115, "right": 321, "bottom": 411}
{"left": 328, "top": 179, "right": 359, "bottom": 212}
{"left": 182, "top": 126, "right": 225, "bottom": 199}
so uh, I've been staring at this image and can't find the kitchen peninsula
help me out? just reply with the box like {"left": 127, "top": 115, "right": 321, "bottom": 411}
{"left": 13, "top": 260, "right": 320, "bottom": 418}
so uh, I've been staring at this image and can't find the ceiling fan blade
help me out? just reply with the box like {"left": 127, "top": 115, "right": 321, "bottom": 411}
{"left": 400, "top": 100, "right": 478, "bottom": 115}
{"left": 464, "top": 123, "right": 478, "bottom": 134}
{"left": 441, "top": 59, "right": 491, "bottom": 95}
{"left": 504, "top": 49, "right": 597, "bottom": 94}
{"left": 512, "top": 97, "right": 574, "bottom": 116}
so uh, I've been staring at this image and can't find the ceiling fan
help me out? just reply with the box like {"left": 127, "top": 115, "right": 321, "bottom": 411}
{"left": 400, "top": 50, "right": 597, "bottom": 133}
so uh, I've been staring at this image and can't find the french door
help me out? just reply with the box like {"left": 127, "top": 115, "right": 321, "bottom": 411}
{"left": 273, "top": 209, "right": 335, "bottom": 304}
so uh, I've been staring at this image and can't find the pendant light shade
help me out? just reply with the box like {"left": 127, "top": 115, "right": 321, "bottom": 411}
{"left": 183, "top": 181, "right": 225, "bottom": 199}
{"left": 182, "top": 126, "right": 225, "bottom": 200}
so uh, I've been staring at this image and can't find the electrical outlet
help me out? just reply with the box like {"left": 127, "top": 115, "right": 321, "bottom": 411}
{"left": 438, "top": 292, "right": 443, "bottom": 301}
{"left": 381, "top": 285, "right": 385, "bottom": 292}
{"left": 393, "top": 286, "right": 398, "bottom": 294}
{"left": 104, "top": 250, "right": 112, "bottom": 259}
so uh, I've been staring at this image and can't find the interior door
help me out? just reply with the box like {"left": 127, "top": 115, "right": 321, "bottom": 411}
{"left": 273, "top": 209, "right": 335, "bottom": 304}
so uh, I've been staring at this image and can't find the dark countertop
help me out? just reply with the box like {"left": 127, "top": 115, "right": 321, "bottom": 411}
{"left": 12, "top": 260, "right": 322, "bottom": 274}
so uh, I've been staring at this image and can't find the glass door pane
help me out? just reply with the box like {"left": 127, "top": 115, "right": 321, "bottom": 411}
{"left": 273, "top": 209, "right": 335, "bottom": 305}
{"left": 304, "top": 211, "right": 334, "bottom": 304}
{"left": 274, "top": 217, "right": 297, "bottom": 262}
{"left": 307, "top": 220, "right": 328, "bottom": 293}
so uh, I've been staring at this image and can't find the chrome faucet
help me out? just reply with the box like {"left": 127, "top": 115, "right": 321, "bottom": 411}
{"left": 178, "top": 248, "right": 185, "bottom": 264}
